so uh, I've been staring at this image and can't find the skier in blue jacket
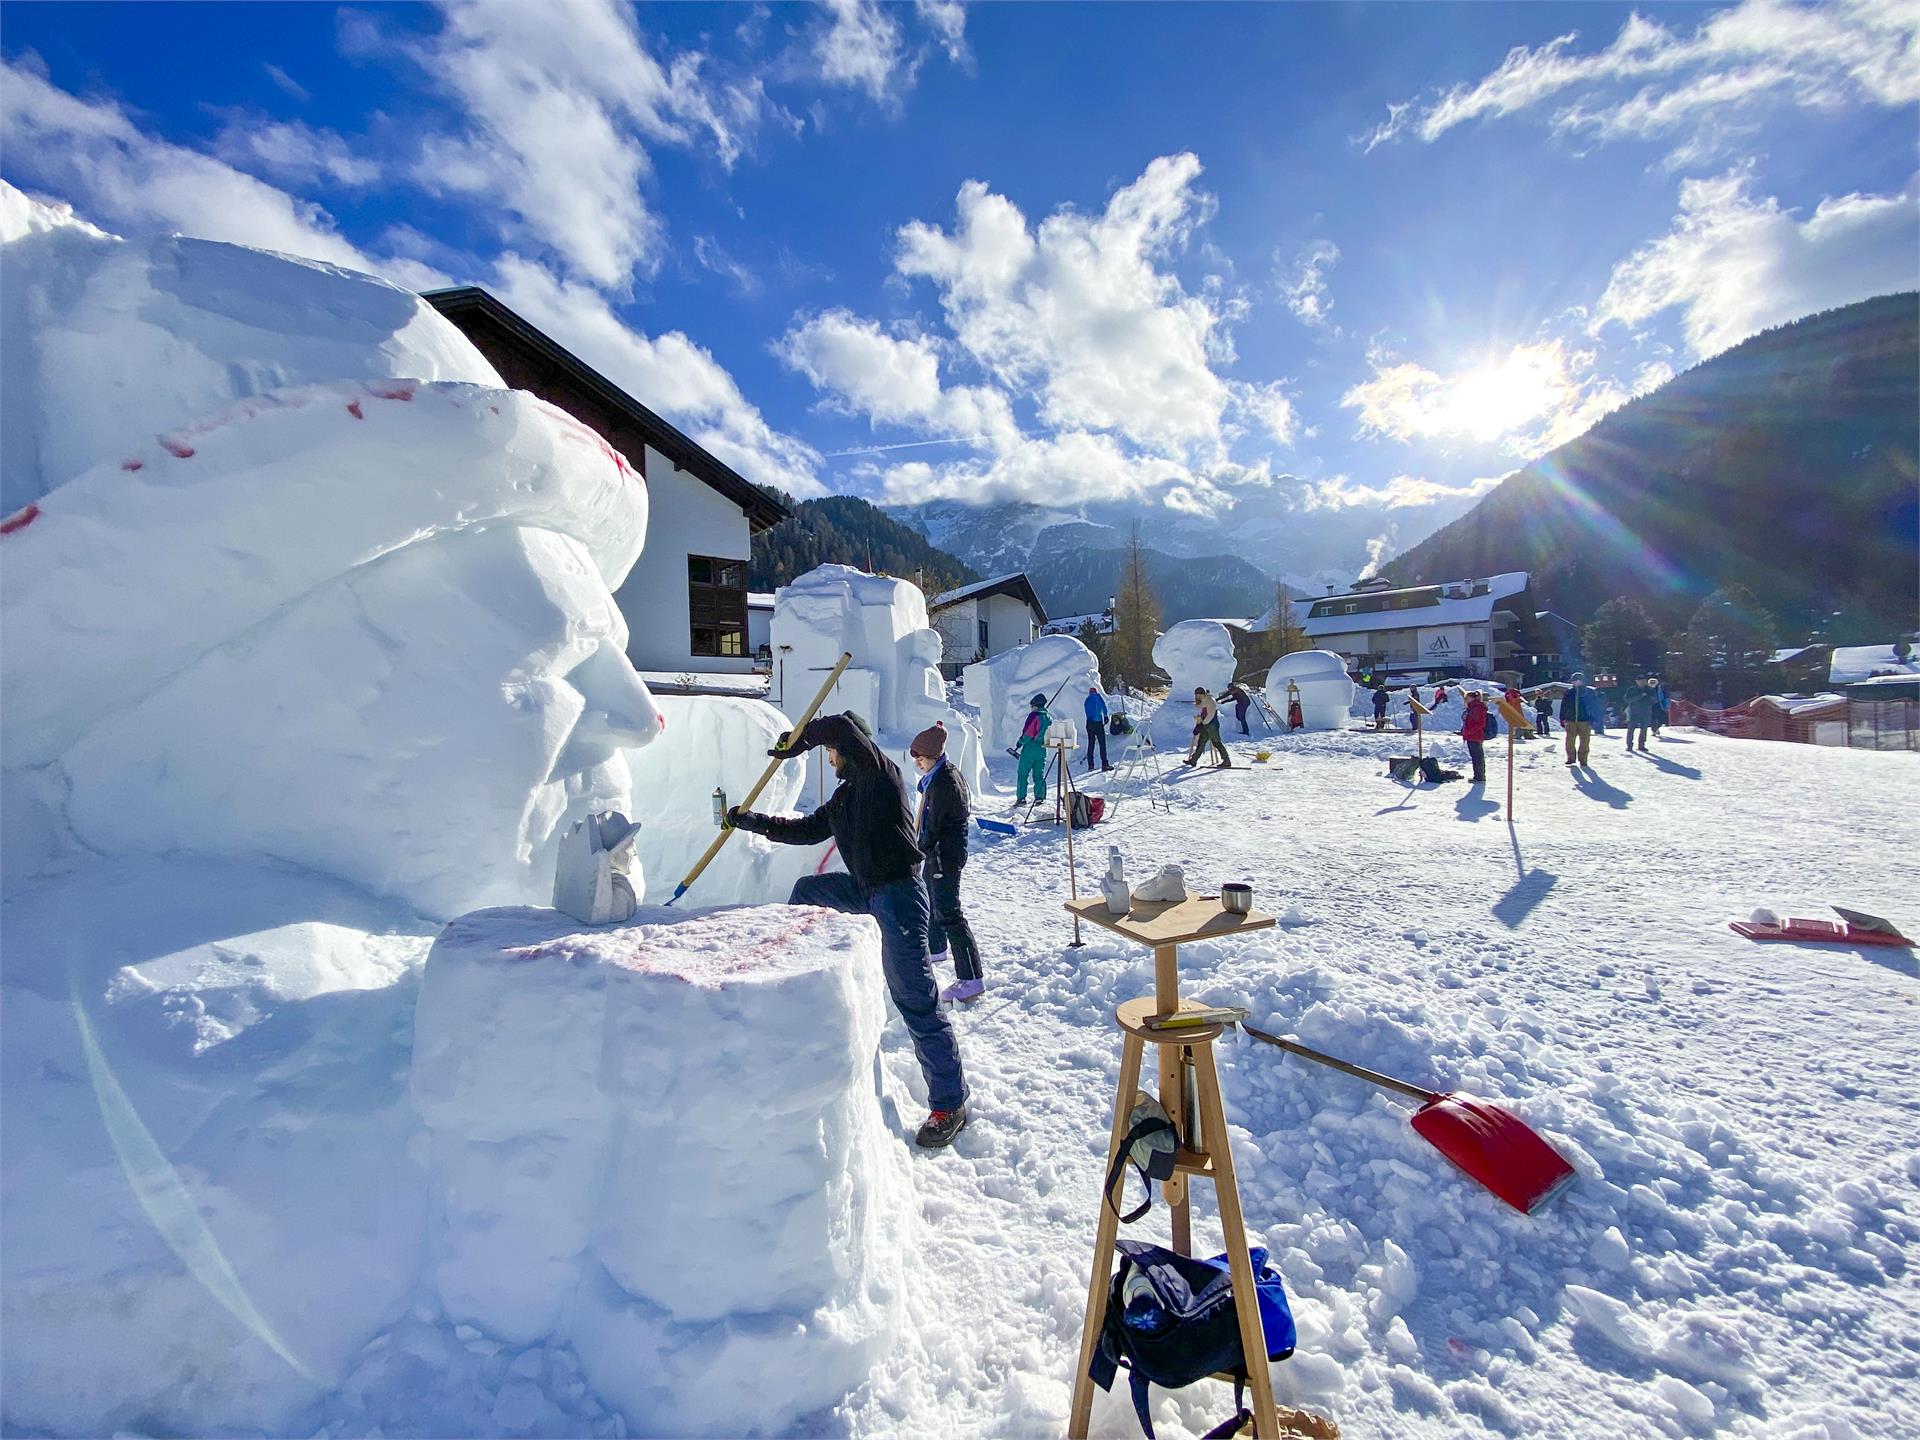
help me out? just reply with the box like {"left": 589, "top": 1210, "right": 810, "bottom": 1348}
{"left": 1083, "top": 685, "right": 1111, "bottom": 771}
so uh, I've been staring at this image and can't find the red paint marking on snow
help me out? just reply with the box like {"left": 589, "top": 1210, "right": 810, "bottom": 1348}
{"left": 0, "top": 503, "right": 41, "bottom": 536}
{"left": 368, "top": 382, "right": 415, "bottom": 402}
{"left": 815, "top": 840, "right": 840, "bottom": 876}
{"left": 346, "top": 399, "right": 365, "bottom": 419}
{"left": 121, "top": 458, "right": 144, "bottom": 471}
{"left": 160, "top": 437, "right": 196, "bottom": 459}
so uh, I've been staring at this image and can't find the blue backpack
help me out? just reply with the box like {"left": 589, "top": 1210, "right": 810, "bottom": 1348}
{"left": 1088, "top": 1240, "right": 1297, "bottom": 1438}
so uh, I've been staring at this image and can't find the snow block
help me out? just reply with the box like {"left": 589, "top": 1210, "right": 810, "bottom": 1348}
{"left": 410, "top": 903, "right": 913, "bottom": 1434}
{"left": 770, "top": 564, "right": 985, "bottom": 794}
{"left": 1267, "top": 649, "right": 1356, "bottom": 731}
{"left": 962, "top": 633, "right": 1101, "bottom": 752}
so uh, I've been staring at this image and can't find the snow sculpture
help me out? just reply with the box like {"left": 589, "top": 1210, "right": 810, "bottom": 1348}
{"left": 412, "top": 904, "right": 913, "bottom": 1435}
{"left": 0, "top": 179, "right": 500, "bottom": 514}
{"left": 624, "top": 694, "right": 827, "bottom": 904}
{"left": 769, "top": 564, "right": 985, "bottom": 794}
{"left": 552, "top": 811, "right": 641, "bottom": 924}
{"left": 3, "top": 378, "right": 665, "bottom": 915}
{"left": 1267, "top": 649, "right": 1355, "bottom": 730}
{"left": 962, "top": 633, "right": 1100, "bottom": 752}
{"left": 1145, "top": 620, "right": 1239, "bottom": 749}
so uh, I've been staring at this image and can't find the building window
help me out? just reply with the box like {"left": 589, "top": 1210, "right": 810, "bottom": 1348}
{"left": 1469, "top": 643, "right": 1487, "bottom": 659}
{"left": 977, "top": 617, "right": 990, "bottom": 654}
{"left": 688, "top": 555, "right": 747, "bottom": 658}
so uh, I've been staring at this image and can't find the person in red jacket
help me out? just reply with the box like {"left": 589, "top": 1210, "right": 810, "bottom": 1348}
{"left": 1460, "top": 689, "right": 1491, "bottom": 783}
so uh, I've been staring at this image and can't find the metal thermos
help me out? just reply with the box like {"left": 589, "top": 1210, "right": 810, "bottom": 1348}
{"left": 712, "top": 787, "right": 728, "bottom": 827}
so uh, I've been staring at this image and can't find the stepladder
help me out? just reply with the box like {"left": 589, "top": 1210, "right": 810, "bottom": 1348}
{"left": 1062, "top": 897, "right": 1338, "bottom": 1440}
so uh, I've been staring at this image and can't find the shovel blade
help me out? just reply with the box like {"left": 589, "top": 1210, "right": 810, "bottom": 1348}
{"left": 1410, "top": 1094, "right": 1574, "bottom": 1215}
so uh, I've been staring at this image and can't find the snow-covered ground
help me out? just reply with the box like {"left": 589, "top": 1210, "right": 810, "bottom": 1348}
{"left": 8, "top": 721, "right": 1914, "bottom": 1437}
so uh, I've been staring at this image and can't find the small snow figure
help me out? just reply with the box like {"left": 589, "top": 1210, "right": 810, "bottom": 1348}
{"left": 1016, "top": 693, "right": 1052, "bottom": 803}
{"left": 910, "top": 725, "right": 984, "bottom": 1005}
{"left": 1083, "top": 685, "right": 1111, "bottom": 771}
{"left": 728, "top": 713, "right": 969, "bottom": 1147}
{"left": 1460, "top": 690, "right": 1490, "bottom": 783}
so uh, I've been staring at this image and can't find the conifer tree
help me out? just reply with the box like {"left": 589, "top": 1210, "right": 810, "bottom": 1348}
{"left": 1110, "top": 525, "right": 1162, "bottom": 690}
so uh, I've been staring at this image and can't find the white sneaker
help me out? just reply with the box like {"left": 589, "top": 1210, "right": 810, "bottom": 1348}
{"left": 1131, "top": 864, "right": 1188, "bottom": 904}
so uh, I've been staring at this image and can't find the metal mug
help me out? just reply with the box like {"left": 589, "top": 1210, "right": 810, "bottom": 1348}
{"left": 1221, "top": 882, "right": 1253, "bottom": 915}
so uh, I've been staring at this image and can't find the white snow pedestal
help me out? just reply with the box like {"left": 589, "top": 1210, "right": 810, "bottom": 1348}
{"left": 411, "top": 903, "right": 914, "bottom": 1436}
{"left": 1267, "top": 649, "right": 1356, "bottom": 731}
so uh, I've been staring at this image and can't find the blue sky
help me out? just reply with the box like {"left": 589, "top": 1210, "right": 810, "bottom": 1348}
{"left": 4, "top": 0, "right": 1915, "bottom": 577}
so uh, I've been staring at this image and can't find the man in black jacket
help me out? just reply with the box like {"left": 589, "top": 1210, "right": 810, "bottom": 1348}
{"left": 909, "top": 724, "right": 984, "bottom": 1005}
{"left": 728, "top": 712, "right": 970, "bottom": 1147}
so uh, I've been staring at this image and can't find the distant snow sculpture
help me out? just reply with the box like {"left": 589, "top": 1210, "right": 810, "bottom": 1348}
{"left": 962, "top": 633, "right": 1100, "bottom": 752}
{"left": 1267, "top": 649, "right": 1355, "bottom": 730}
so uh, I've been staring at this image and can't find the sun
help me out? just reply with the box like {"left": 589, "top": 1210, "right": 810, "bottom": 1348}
{"left": 1439, "top": 350, "right": 1564, "bottom": 442}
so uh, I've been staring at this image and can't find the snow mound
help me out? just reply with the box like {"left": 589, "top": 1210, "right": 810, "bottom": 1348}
{"left": 770, "top": 564, "right": 985, "bottom": 793}
{"left": 962, "top": 633, "right": 1100, "bottom": 752}
{"left": 412, "top": 903, "right": 913, "bottom": 1435}
{"left": 1268, "top": 649, "right": 1355, "bottom": 730}
{"left": 0, "top": 189, "right": 499, "bottom": 513}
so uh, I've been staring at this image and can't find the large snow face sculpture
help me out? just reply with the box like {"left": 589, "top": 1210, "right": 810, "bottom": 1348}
{"left": 1154, "top": 620, "right": 1238, "bottom": 697}
{"left": 962, "top": 634, "right": 1101, "bottom": 751}
{"left": 1267, "top": 649, "right": 1356, "bottom": 730}
{"left": 3, "top": 380, "right": 664, "bottom": 917}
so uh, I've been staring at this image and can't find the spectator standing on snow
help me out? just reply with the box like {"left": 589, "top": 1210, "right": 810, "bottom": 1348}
{"left": 1015, "top": 693, "right": 1051, "bottom": 805}
{"left": 1502, "top": 684, "right": 1533, "bottom": 738}
{"left": 1461, "top": 689, "right": 1491, "bottom": 783}
{"left": 1224, "top": 682, "right": 1253, "bottom": 736}
{"left": 909, "top": 725, "right": 984, "bottom": 1005}
{"left": 1624, "top": 680, "right": 1654, "bottom": 753}
{"left": 728, "top": 713, "right": 969, "bottom": 1147}
{"left": 1648, "top": 675, "right": 1669, "bottom": 734}
{"left": 1559, "top": 672, "right": 1607, "bottom": 767}
{"left": 1533, "top": 690, "right": 1552, "bottom": 736}
{"left": 1372, "top": 682, "right": 1390, "bottom": 729}
{"left": 1083, "top": 685, "right": 1112, "bottom": 772}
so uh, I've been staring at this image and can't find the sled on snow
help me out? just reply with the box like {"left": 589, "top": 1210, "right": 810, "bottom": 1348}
{"left": 1729, "top": 907, "right": 1912, "bottom": 948}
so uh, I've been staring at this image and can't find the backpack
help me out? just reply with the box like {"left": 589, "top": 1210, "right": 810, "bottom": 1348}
{"left": 1089, "top": 1240, "right": 1298, "bottom": 1439}
{"left": 1485, "top": 711, "right": 1498, "bottom": 739}
{"left": 1069, "top": 792, "right": 1105, "bottom": 829}
{"left": 1110, "top": 713, "right": 1133, "bottom": 736}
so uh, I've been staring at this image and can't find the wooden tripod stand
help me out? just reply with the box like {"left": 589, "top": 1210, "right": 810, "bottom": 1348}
{"left": 1062, "top": 896, "right": 1337, "bottom": 1439}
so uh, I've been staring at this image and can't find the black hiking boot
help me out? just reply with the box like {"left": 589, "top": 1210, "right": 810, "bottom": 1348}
{"left": 916, "top": 1105, "right": 968, "bottom": 1148}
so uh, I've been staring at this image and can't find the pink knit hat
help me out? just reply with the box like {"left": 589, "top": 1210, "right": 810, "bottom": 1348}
{"left": 909, "top": 723, "right": 947, "bottom": 759}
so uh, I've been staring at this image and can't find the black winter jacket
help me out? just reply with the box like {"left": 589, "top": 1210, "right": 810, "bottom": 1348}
{"left": 915, "top": 759, "right": 970, "bottom": 879}
{"left": 731, "top": 712, "right": 923, "bottom": 888}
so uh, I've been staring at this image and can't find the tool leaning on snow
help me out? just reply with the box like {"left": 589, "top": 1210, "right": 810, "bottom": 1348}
{"left": 666, "top": 650, "right": 852, "bottom": 905}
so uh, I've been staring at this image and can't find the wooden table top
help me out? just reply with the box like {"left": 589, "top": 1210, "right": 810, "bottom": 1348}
{"left": 1065, "top": 894, "right": 1276, "bottom": 947}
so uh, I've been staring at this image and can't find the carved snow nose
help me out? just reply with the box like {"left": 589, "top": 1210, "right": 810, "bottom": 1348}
{"left": 567, "top": 641, "right": 663, "bottom": 751}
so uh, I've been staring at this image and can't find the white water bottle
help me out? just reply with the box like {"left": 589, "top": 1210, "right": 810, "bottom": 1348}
{"left": 1103, "top": 847, "right": 1130, "bottom": 915}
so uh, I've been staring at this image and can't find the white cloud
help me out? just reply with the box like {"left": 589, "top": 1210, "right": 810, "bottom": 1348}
{"left": 215, "top": 117, "right": 381, "bottom": 188}
{"left": 814, "top": 0, "right": 909, "bottom": 103}
{"left": 1341, "top": 338, "right": 1650, "bottom": 458}
{"left": 1364, "top": 0, "right": 1918, "bottom": 159}
{"left": 896, "top": 154, "right": 1233, "bottom": 454}
{"left": 692, "top": 234, "right": 762, "bottom": 296}
{"left": 0, "top": 58, "right": 386, "bottom": 274}
{"left": 1279, "top": 239, "right": 1340, "bottom": 326}
{"left": 1304, "top": 473, "right": 1507, "bottom": 511}
{"left": 262, "top": 63, "right": 312, "bottom": 104}
{"left": 1234, "top": 381, "right": 1299, "bottom": 448}
{"left": 413, "top": 0, "right": 764, "bottom": 288}
{"left": 493, "top": 255, "right": 824, "bottom": 498}
{"left": 914, "top": 0, "right": 971, "bottom": 66}
{"left": 1592, "top": 169, "right": 1920, "bottom": 356}
{"left": 776, "top": 308, "right": 1019, "bottom": 448}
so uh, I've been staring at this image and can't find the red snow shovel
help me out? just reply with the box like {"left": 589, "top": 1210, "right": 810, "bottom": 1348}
{"left": 1241, "top": 1024, "right": 1575, "bottom": 1215}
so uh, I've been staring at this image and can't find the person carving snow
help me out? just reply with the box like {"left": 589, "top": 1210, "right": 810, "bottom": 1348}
{"left": 1083, "top": 685, "right": 1112, "bottom": 772}
{"left": 728, "top": 712, "right": 970, "bottom": 1147}
{"left": 1016, "top": 693, "right": 1052, "bottom": 805}
{"left": 910, "top": 724, "right": 984, "bottom": 1005}
{"left": 1187, "top": 688, "right": 1231, "bottom": 768}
